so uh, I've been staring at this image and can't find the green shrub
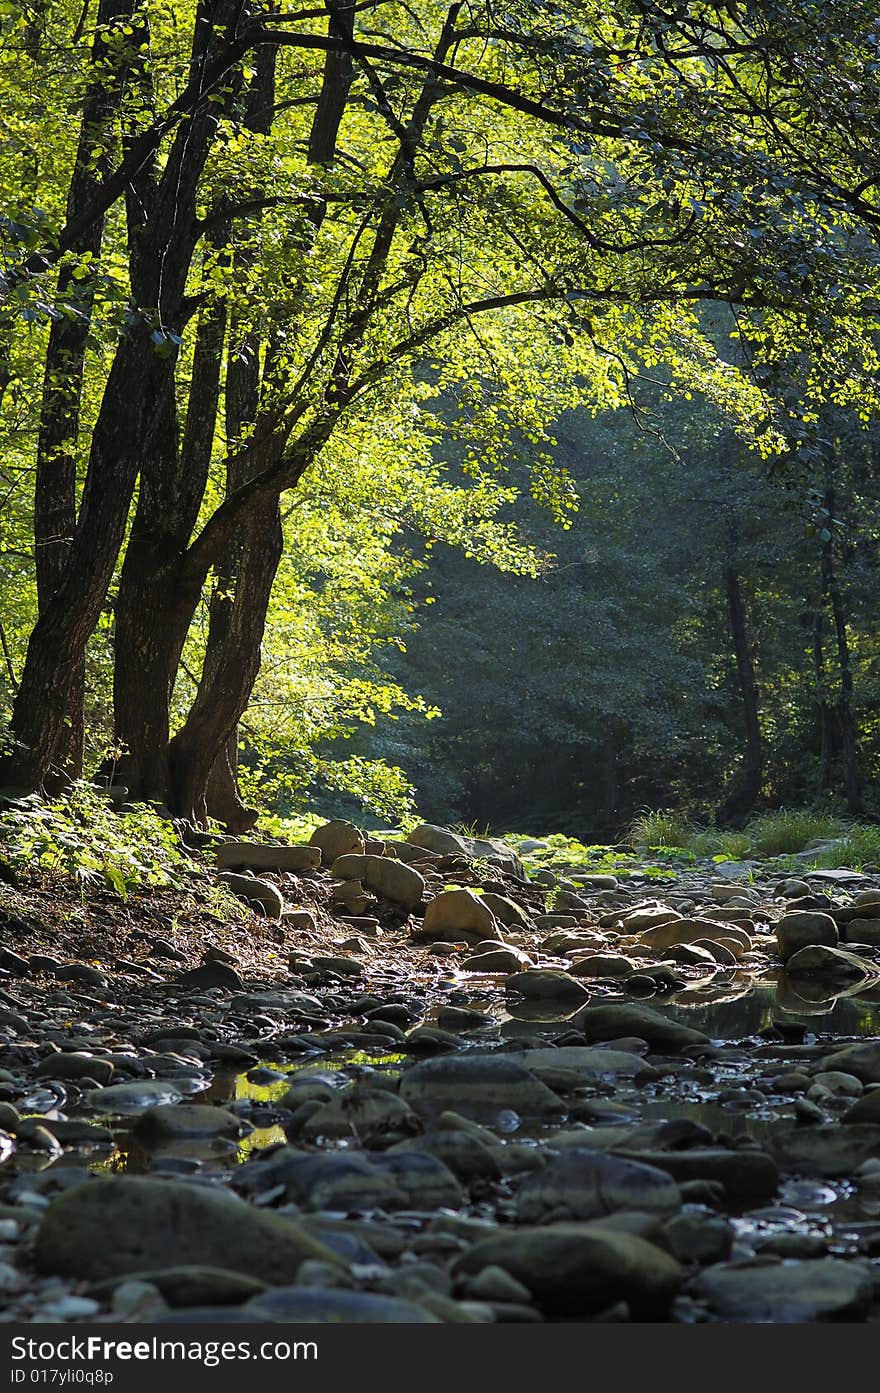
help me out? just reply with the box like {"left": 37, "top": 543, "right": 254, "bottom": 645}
{"left": 0, "top": 782, "right": 189, "bottom": 896}
{"left": 687, "top": 827, "right": 753, "bottom": 859}
{"left": 628, "top": 808, "right": 691, "bottom": 851}
{"left": 743, "top": 809, "right": 844, "bottom": 857}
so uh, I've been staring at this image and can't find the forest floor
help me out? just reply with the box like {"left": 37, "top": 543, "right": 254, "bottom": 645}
{"left": 3, "top": 825, "right": 880, "bottom": 1324}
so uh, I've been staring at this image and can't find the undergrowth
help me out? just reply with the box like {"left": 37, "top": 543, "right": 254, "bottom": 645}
{"left": 0, "top": 782, "right": 190, "bottom": 897}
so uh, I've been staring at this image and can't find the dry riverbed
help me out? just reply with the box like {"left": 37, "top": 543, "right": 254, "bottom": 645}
{"left": 3, "top": 821, "right": 880, "bottom": 1323}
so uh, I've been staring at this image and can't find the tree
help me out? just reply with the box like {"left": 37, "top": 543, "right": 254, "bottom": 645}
{"left": 5, "top": 0, "right": 880, "bottom": 826}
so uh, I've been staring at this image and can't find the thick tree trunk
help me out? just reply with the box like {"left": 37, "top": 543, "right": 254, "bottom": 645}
{"left": 111, "top": 256, "right": 228, "bottom": 796}
{"left": 2, "top": 331, "right": 180, "bottom": 789}
{"left": 1, "top": 0, "right": 238, "bottom": 791}
{"left": 168, "top": 497, "right": 283, "bottom": 823}
{"left": 717, "top": 566, "right": 763, "bottom": 824}
{"left": 33, "top": 0, "right": 141, "bottom": 782}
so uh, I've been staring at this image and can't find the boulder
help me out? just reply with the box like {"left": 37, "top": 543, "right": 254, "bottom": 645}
{"left": 504, "top": 969, "right": 589, "bottom": 1003}
{"left": 515, "top": 1149, "right": 681, "bottom": 1223}
{"left": 784, "top": 944, "right": 873, "bottom": 982}
{"left": 329, "top": 854, "right": 425, "bottom": 910}
{"left": 769, "top": 1123, "right": 880, "bottom": 1175}
{"left": 35, "top": 1053, "right": 114, "bottom": 1085}
{"left": 132, "top": 1105, "right": 246, "bottom": 1142}
{"left": 572, "top": 1002, "right": 710, "bottom": 1052}
{"left": 462, "top": 947, "right": 531, "bottom": 973}
{"left": 416, "top": 888, "right": 501, "bottom": 944}
{"left": 453, "top": 1223, "right": 681, "bottom": 1317}
{"left": 621, "top": 907, "right": 682, "bottom": 934}
{"left": 818, "top": 1041, "right": 880, "bottom": 1084}
{"left": 216, "top": 872, "right": 284, "bottom": 918}
{"left": 406, "top": 823, "right": 524, "bottom": 878}
{"left": 244, "top": 1289, "right": 439, "bottom": 1323}
{"left": 217, "top": 842, "right": 320, "bottom": 873}
{"left": 307, "top": 820, "right": 364, "bottom": 863}
{"left": 693, "top": 1259, "right": 873, "bottom": 1322}
{"left": 775, "top": 911, "right": 838, "bottom": 962}
{"left": 611, "top": 1147, "right": 778, "bottom": 1198}
{"left": 568, "top": 953, "right": 634, "bottom": 978}
{"left": 35, "top": 1179, "right": 340, "bottom": 1284}
{"left": 399, "top": 1055, "right": 564, "bottom": 1121}
{"left": 842, "top": 918, "right": 880, "bottom": 945}
{"left": 638, "top": 918, "right": 752, "bottom": 954}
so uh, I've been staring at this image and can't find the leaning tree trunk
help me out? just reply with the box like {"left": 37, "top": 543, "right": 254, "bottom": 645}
{"left": 168, "top": 497, "right": 283, "bottom": 824}
{"left": 0, "top": 0, "right": 237, "bottom": 792}
{"left": 34, "top": 0, "right": 142, "bottom": 783}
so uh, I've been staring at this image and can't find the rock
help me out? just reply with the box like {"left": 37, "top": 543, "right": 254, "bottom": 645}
{"left": 241, "top": 1150, "right": 406, "bottom": 1211}
{"left": 664, "top": 944, "right": 718, "bottom": 967}
{"left": 90, "top": 1267, "right": 269, "bottom": 1308}
{"left": 329, "top": 854, "right": 425, "bottom": 910}
{"left": 370, "top": 1152, "right": 464, "bottom": 1209}
{"left": 776, "top": 911, "right": 838, "bottom": 962}
{"left": 784, "top": 944, "right": 873, "bottom": 982}
{"left": 217, "top": 842, "right": 321, "bottom": 872}
{"left": 297, "top": 1088, "right": 419, "bottom": 1142}
{"left": 638, "top": 919, "right": 752, "bottom": 954}
{"left": 621, "top": 907, "right": 682, "bottom": 934}
{"left": 453, "top": 1224, "right": 681, "bottom": 1317}
{"left": 504, "top": 969, "right": 589, "bottom": 1003}
{"left": 463, "top": 948, "right": 530, "bottom": 973}
{"left": 35, "top": 1178, "right": 341, "bottom": 1284}
{"left": 692, "top": 1259, "right": 873, "bottom": 1322}
{"left": 216, "top": 872, "right": 284, "bottom": 918}
{"left": 310, "top": 955, "right": 364, "bottom": 978}
{"left": 244, "top": 1289, "right": 439, "bottom": 1323}
{"left": 812, "top": 1071, "right": 862, "bottom": 1097}
{"left": 308, "top": 820, "right": 365, "bottom": 863}
{"left": 87, "top": 1081, "right": 185, "bottom": 1114}
{"left": 416, "top": 888, "right": 500, "bottom": 944}
{"left": 53, "top": 964, "right": 108, "bottom": 991}
{"left": 515, "top": 1149, "right": 681, "bottom": 1223}
{"left": 843, "top": 1092, "right": 880, "bottom": 1125}
{"left": 35, "top": 1052, "right": 114, "bottom": 1085}
{"left": 178, "top": 961, "right": 245, "bottom": 990}
{"left": 568, "top": 953, "right": 634, "bottom": 978}
{"left": 400, "top": 1055, "right": 564, "bottom": 1121}
{"left": 769, "top": 1124, "right": 880, "bottom": 1175}
{"left": 612, "top": 1148, "right": 778, "bottom": 1198}
{"left": 282, "top": 910, "right": 317, "bottom": 932}
{"left": 663, "top": 1213, "right": 732, "bottom": 1265}
{"left": 464, "top": 1265, "right": 533, "bottom": 1303}
{"left": 503, "top": 1047, "right": 659, "bottom": 1084}
{"left": 779, "top": 878, "right": 813, "bottom": 897}
{"left": 842, "top": 919, "right": 880, "bottom": 945}
{"left": 132, "top": 1104, "right": 246, "bottom": 1142}
{"left": 819, "top": 1041, "right": 880, "bottom": 1083}
{"left": 572, "top": 1002, "right": 710, "bottom": 1052}
{"left": 406, "top": 823, "right": 524, "bottom": 878}
{"left": 390, "top": 1131, "right": 501, "bottom": 1183}
{"left": 713, "top": 861, "right": 758, "bottom": 881}
{"left": 479, "top": 894, "right": 532, "bottom": 930}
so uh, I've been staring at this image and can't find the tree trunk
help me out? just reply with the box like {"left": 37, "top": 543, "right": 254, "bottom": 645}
{"left": 821, "top": 443, "right": 861, "bottom": 814}
{"left": 1, "top": 0, "right": 238, "bottom": 791}
{"left": 168, "top": 497, "right": 283, "bottom": 823}
{"left": 812, "top": 602, "right": 835, "bottom": 796}
{"left": 33, "top": 0, "right": 141, "bottom": 783}
{"left": 717, "top": 565, "right": 763, "bottom": 824}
